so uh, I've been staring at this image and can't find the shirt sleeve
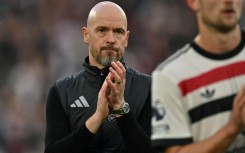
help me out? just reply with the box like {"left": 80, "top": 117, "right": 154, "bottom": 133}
{"left": 151, "top": 71, "right": 193, "bottom": 149}
{"left": 116, "top": 91, "right": 160, "bottom": 153}
{"left": 44, "top": 86, "right": 94, "bottom": 153}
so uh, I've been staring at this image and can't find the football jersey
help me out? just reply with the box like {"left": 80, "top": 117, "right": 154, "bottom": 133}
{"left": 151, "top": 32, "right": 245, "bottom": 153}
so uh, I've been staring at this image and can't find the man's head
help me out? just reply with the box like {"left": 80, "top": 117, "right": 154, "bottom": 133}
{"left": 82, "top": 1, "right": 129, "bottom": 69}
{"left": 186, "top": 0, "right": 243, "bottom": 33}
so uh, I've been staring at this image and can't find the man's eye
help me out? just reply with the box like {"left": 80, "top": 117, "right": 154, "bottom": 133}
{"left": 115, "top": 30, "right": 124, "bottom": 34}
{"left": 98, "top": 28, "right": 106, "bottom": 32}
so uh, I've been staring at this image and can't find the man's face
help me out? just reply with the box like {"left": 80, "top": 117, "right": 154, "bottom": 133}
{"left": 83, "top": 9, "right": 129, "bottom": 68}
{"left": 198, "top": 0, "right": 243, "bottom": 32}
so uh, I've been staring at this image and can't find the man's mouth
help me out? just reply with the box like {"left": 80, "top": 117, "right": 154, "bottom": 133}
{"left": 100, "top": 46, "right": 119, "bottom": 52}
{"left": 222, "top": 8, "right": 235, "bottom": 15}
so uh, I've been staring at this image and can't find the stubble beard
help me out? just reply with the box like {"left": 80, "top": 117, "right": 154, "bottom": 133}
{"left": 100, "top": 56, "right": 118, "bottom": 67}
{"left": 92, "top": 51, "right": 120, "bottom": 68}
{"left": 202, "top": 15, "right": 239, "bottom": 33}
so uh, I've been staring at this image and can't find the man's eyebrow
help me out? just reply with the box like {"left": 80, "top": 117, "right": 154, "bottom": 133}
{"left": 114, "top": 27, "right": 125, "bottom": 31}
{"left": 95, "top": 26, "right": 108, "bottom": 30}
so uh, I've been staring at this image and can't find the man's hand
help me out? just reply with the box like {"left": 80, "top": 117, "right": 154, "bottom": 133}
{"left": 227, "top": 85, "right": 245, "bottom": 135}
{"left": 86, "top": 61, "right": 126, "bottom": 133}
{"left": 85, "top": 78, "right": 110, "bottom": 133}
{"left": 106, "top": 61, "right": 126, "bottom": 110}
{"left": 96, "top": 76, "right": 111, "bottom": 119}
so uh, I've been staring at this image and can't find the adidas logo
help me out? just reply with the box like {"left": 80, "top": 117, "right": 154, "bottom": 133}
{"left": 201, "top": 88, "right": 215, "bottom": 98}
{"left": 70, "top": 96, "right": 90, "bottom": 107}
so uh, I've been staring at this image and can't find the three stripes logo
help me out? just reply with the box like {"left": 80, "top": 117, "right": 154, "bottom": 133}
{"left": 70, "top": 96, "right": 90, "bottom": 108}
{"left": 200, "top": 88, "right": 215, "bottom": 98}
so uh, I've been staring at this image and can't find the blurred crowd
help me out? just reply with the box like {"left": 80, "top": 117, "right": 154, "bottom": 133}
{"left": 0, "top": 0, "right": 244, "bottom": 153}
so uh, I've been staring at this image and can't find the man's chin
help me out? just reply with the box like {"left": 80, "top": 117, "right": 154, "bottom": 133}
{"left": 100, "top": 57, "right": 118, "bottom": 67}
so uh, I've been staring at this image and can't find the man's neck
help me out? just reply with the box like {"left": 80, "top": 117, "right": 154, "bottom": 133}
{"left": 195, "top": 26, "right": 241, "bottom": 54}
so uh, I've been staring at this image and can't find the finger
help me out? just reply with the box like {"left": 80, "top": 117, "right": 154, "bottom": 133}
{"left": 106, "top": 73, "right": 116, "bottom": 89}
{"left": 111, "top": 61, "right": 124, "bottom": 79}
{"left": 242, "top": 105, "right": 245, "bottom": 124}
{"left": 115, "top": 61, "right": 126, "bottom": 84}
{"left": 240, "top": 92, "right": 245, "bottom": 109}
{"left": 234, "top": 85, "right": 245, "bottom": 108}
{"left": 106, "top": 73, "right": 120, "bottom": 95}
{"left": 116, "top": 61, "right": 126, "bottom": 76}
{"left": 109, "top": 67, "right": 121, "bottom": 84}
{"left": 99, "top": 75, "right": 111, "bottom": 98}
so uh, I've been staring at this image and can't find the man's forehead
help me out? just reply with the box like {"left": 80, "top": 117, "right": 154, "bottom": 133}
{"left": 93, "top": 22, "right": 127, "bottom": 31}
{"left": 87, "top": 2, "right": 127, "bottom": 27}
{"left": 89, "top": 13, "right": 127, "bottom": 29}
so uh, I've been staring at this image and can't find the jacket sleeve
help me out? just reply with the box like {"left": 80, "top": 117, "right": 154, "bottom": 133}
{"left": 116, "top": 91, "right": 160, "bottom": 153}
{"left": 44, "top": 86, "right": 94, "bottom": 153}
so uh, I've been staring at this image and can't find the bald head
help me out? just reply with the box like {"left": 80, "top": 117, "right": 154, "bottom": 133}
{"left": 87, "top": 1, "right": 127, "bottom": 28}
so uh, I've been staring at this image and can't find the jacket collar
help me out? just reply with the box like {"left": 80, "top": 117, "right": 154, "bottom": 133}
{"left": 82, "top": 56, "right": 126, "bottom": 78}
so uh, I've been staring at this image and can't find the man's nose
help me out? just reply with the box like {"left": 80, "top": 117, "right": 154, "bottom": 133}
{"left": 106, "top": 32, "right": 115, "bottom": 44}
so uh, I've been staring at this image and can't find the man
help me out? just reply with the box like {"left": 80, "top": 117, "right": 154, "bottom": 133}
{"left": 151, "top": 0, "right": 245, "bottom": 153}
{"left": 44, "top": 1, "right": 156, "bottom": 153}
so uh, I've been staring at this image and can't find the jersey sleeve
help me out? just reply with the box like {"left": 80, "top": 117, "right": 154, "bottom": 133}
{"left": 151, "top": 70, "right": 193, "bottom": 149}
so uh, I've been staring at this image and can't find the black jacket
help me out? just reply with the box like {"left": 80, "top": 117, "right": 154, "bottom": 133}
{"left": 44, "top": 57, "right": 156, "bottom": 153}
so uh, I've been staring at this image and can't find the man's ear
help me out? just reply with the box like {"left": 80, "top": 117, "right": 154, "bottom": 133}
{"left": 125, "top": 31, "right": 130, "bottom": 47}
{"left": 82, "top": 27, "right": 89, "bottom": 44}
{"left": 186, "top": 0, "right": 199, "bottom": 12}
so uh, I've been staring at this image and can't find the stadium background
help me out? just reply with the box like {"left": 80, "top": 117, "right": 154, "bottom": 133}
{"left": 0, "top": 0, "right": 244, "bottom": 152}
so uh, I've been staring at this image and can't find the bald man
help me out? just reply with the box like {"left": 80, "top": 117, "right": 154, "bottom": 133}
{"left": 44, "top": 1, "right": 157, "bottom": 153}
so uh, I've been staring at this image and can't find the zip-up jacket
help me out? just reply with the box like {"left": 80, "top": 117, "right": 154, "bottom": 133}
{"left": 44, "top": 56, "right": 155, "bottom": 153}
